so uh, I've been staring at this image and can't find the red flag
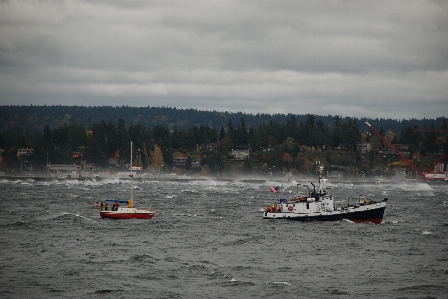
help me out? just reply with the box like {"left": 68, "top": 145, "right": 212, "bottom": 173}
{"left": 269, "top": 186, "right": 279, "bottom": 193}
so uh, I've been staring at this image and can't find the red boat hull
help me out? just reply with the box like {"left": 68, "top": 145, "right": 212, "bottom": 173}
{"left": 351, "top": 218, "right": 383, "bottom": 224}
{"left": 100, "top": 211, "right": 154, "bottom": 219}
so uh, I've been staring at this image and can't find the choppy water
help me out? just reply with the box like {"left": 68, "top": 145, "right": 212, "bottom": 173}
{"left": 1, "top": 177, "right": 447, "bottom": 299}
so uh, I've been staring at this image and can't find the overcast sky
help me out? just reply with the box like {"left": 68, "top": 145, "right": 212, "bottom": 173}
{"left": 1, "top": 0, "right": 447, "bottom": 120}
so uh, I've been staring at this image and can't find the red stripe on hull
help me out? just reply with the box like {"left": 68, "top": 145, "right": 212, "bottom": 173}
{"left": 351, "top": 218, "right": 383, "bottom": 224}
{"left": 100, "top": 212, "right": 154, "bottom": 219}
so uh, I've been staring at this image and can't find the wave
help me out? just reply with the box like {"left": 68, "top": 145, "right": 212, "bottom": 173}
{"left": 272, "top": 281, "right": 290, "bottom": 286}
{"left": 74, "top": 214, "right": 97, "bottom": 222}
{"left": 220, "top": 277, "right": 256, "bottom": 286}
{"left": 397, "top": 284, "right": 446, "bottom": 292}
{"left": 1, "top": 220, "right": 30, "bottom": 228}
{"left": 383, "top": 219, "right": 404, "bottom": 225}
{"left": 34, "top": 212, "right": 97, "bottom": 223}
{"left": 130, "top": 253, "right": 158, "bottom": 263}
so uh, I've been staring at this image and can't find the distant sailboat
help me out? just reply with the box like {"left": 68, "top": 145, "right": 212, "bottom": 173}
{"left": 99, "top": 142, "right": 155, "bottom": 219}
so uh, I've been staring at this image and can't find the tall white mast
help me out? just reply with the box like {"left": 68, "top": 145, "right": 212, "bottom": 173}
{"left": 130, "top": 141, "right": 133, "bottom": 200}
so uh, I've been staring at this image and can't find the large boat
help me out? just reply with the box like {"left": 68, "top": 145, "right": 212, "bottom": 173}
{"left": 99, "top": 142, "right": 155, "bottom": 220}
{"left": 263, "top": 166, "right": 388, "bottom": 224}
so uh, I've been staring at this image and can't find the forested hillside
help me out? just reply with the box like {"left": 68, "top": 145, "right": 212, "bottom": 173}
{"left": 1, "top": 105, "right": 445, "bottom": 135}
{"left": 1, "top": 106, "right": 446, "bottom": 177}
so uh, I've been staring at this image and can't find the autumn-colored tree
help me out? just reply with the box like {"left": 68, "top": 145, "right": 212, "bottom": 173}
{"left": 153, "top": 145, "right": 164, "bottom": 169}
{"left": 302, "top": 159, "right": 314, "bottom": 173}
{"left": 436, "top": 136, "right": 446, "bottom": 149}
{"left": 296, "top": 152, "right": 305, "bottom": 165}
{"left": 282, "top": 152, "right": 293, "bottom": 169}
{"left": 385, "top": 130, "right": 396, "bottom": 143}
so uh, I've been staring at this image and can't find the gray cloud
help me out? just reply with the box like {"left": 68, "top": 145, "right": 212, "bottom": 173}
{"left": 1, "top": 0, "right": 447, "bottom": 119}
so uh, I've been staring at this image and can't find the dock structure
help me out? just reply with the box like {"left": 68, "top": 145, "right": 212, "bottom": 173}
{"left": 46, "top": 164, "right": 82, "bottom": 178}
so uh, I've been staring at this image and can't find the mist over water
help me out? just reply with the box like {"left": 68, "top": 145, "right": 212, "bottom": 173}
{"left": 1, "top": 178, "right": 447, "bottom": 298}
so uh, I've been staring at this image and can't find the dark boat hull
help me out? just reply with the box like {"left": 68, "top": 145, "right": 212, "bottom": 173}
{"left": 274, "top": 206, "right": 386, "bottom": 224}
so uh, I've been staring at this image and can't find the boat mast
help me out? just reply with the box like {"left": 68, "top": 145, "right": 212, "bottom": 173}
{"left": 130, "top": 141, "right": 133, "bottom": 201}
{"left": 317, "top": 164, "right": 324, "bottom": 195}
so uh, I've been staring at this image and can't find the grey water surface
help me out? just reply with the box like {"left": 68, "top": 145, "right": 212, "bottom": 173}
{"left": 1, "top": 178, "right": 447, "bottom": 299}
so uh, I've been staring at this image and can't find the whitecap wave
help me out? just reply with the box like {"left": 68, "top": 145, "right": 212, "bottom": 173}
{"left": 273, "top": 281, "right": 290, "bottom": 285}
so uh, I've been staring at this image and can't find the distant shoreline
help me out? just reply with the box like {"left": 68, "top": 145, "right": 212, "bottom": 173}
{"left": 1, "top": 175, "right": 443, "bottom": 184}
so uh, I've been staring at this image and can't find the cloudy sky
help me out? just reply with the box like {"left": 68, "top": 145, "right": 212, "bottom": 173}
{"left": 1, "top": 0, "right": 447, "bottom": 119}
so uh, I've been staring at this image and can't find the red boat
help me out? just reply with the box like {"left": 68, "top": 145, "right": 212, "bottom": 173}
{"left": 99, "top": 142, "right": 156, "bottom": 220}
{"left": 99, "top": 201, "right": 155, "bottom": 219}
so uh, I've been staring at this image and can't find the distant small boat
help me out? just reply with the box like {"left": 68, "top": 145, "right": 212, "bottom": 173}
{"left": 263, "top": 166, "right": 388, "bottom": 224}
{"left": 65, "top": 193, "right": 78, "bottom": 198}
{"left": 99, "top": 199, "right": 155, "bottom": 219}
{"left": 99, "top": 142, "right": 155, "bottom": 220}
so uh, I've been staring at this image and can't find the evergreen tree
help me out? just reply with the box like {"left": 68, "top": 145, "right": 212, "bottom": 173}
{"left": 227, "top": 120, "right": 235, "bottom": 145}
{"left": 219, "top": 126, "right": 226, "bottom": 140}
{"left": 235, "top": 117, "right": 248, "bottom": 146}
{"left": 206, "top": 149, "right": 225, "bottom": 174}
{"left": 284, "top": 114, "right": 298, "bottom": 140}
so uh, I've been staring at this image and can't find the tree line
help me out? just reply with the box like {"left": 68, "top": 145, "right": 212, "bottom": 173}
{"left": 1, "top": 105, "right": 446, "bottom": 135}
{"left": 1, "top": 113, "right": 446, "bottom": 175}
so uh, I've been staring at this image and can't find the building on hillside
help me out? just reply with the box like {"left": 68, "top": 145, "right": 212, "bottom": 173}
{"left": 378, "top": 144, "right": 410, "bottom": 157}
{"left": 73, "top": 146, "right": 90, "bottom": 160}
{"left": 173, "top": 153, "right": 187, "bottom": 167}
{"left": 206, "top": 143, "right": 217, "bottom": 151}
{"left": 337, "top": 143, "right": 349, "bottom": 150}
{"left": 108, "top": 158, "right": 119, "bottom": 167}
{"left": 17, "top": 148, "right": 34, "bottom": 157}
{"left": 356, "top": 142, "right": 372, "bottom": 153}
{"left": 191, "top": 161, "right": 201, "bottom": 168}
{"left": 230, "top": 147, "right": 249, "bottom": 161}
